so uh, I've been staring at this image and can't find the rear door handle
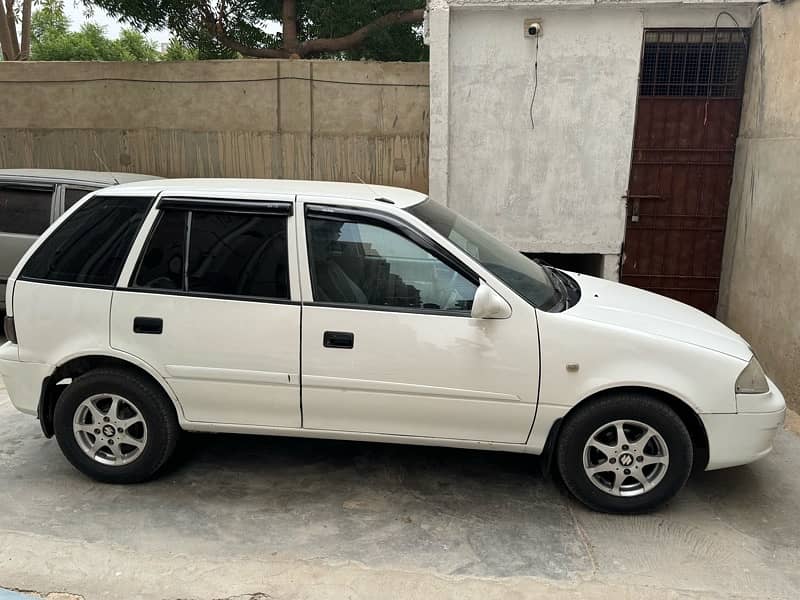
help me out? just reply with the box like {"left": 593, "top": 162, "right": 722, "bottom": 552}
{"left": 133, "top": 317, "right": 163, "bottom": 335}
{"left": 323, "top": 331, "right": 354, "bottom": 349}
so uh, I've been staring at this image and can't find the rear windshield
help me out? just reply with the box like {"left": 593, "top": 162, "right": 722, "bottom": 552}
{"left": 21, "top": 195, "right": 151, "bottom": 286}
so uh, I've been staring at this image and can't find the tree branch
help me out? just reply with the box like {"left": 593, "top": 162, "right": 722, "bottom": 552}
{"left": 4, "top": 0, "right": 19, "bottom": 58}
{"left": 297, "top": 8, "right": 424, "bottom": 57}
{"left": 282, "top": 0, "right": 298, "bottom": 52}
{"left": 200, "top": 4, "right": 289, "bottom": 58}
{"left": 19, "top": 0, "right": 31, "bottom": 59}
{"left": 0, "top": 0, "right": 16, "bottom": 60}
{"left": 202, "top": 3, "right": 424, "bottom": 61}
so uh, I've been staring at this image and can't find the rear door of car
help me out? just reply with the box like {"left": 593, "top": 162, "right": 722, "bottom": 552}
{"left": 111, "top": 192, "right": 302, "bottom": 428}
{"left": 0, "top": 180, "right": 57, "bottom": 307}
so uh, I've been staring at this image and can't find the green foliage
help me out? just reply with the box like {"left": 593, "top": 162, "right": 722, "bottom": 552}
{"left": 31, "top": 0, "right": 70, "bottom": 41}
{"left": 162, "top": 38, "right": 199, "bottom": 61}
{"left": 87, "top": 0, "right": 427, "bottom": 61}
{"left": 116, "top": 28, "right": 160, "bottom": 61}
{"left": 30, "top": 0, "right": 159, "bottom": 61}
{"left": 341, "top": 23, "right": 427, "bottom": 62}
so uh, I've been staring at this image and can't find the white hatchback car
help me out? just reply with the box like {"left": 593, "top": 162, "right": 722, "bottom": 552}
{"left": 0, "top": 179, "right": 786, "bottom": 513}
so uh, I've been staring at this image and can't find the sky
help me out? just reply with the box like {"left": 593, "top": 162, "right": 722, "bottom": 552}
{"left": 64, "top": 2, "right": 172, "bottom": 46}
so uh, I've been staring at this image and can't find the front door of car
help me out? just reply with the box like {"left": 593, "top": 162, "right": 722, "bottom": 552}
{"left": 111, "top": 195, "right": 301, "bottom": 428}
{"left": 298, "top": 201, "right": 540, "bottom": 443}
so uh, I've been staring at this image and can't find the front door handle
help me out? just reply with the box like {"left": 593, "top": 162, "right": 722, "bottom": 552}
{"left": 133, "top": 317, "right": 163, "bottom": 335}
{"left": 323, "top": 331, "right": 354, "bottom": 349}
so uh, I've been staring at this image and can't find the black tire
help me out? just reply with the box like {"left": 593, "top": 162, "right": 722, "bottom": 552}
{"left": 556, "top": 392, "right": 693, "bottom": 513}
{"left": 53, "top": 368, "right": 179, "bottom": 483}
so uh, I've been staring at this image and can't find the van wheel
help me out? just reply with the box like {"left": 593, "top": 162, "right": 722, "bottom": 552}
{"left": 556, "top": 393, "right": 693, "bottom": 513}
{"left": 53, "top": 368, "right": 179, "bottom": 483}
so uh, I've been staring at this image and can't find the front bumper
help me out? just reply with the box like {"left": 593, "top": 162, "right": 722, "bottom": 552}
{"left": 0, "top": 342, "right": 52, "bottom": 416}
{"left": 701, "top": 378, "right": 786, "bottom": 471}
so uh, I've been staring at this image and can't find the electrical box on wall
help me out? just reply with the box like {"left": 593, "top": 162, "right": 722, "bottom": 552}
{"left": 524, "top": 19, "right": 542, "bottom": 38}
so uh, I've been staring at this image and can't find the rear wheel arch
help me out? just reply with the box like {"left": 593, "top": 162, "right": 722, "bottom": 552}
{"left": 39, "top": 354, "right": 182, "bottom": 438}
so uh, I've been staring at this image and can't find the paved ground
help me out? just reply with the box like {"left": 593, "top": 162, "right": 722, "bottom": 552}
{"left": 1, "top": 363, "right": 799, "bottom": 599}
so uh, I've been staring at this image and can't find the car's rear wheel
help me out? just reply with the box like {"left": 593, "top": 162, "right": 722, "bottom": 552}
{"left": 556, "top": 392, "right": 693, "bottom": 513}
{"left": 53, "top": 368, "right": 178, "bottom": 483}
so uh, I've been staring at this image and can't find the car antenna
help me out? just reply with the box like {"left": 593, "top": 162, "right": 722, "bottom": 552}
{"left": 92, "top": 150, "right": 120, "bottom": 185}
{"left": 352, "top": 172, "right": 394, "bottom": 204}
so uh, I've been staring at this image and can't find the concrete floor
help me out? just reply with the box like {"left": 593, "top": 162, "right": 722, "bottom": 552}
{"left": 1, "top": 371, "right": 799, "bottom": 600}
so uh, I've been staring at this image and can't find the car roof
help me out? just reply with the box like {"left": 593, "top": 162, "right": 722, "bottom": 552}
{"left": 96, "top": 178, "right": 429, "bottom": 209}
{"left": 0, "top": 169, "right": 159, "bottom": 186}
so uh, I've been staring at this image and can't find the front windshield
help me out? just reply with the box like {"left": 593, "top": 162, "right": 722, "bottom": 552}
{"left": 408, "top": 199, "right": 560, "bottom": 310}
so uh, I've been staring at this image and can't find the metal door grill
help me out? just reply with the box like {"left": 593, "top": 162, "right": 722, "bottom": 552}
{"left": 621, "top": 28, "right": 749, "bottom": 315}
{"left": 639, "top": 29, "right": 749, "bottom": 98}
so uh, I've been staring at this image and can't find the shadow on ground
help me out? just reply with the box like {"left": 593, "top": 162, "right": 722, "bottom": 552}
{"left": 1, "top": 391, "right": 799, "bottom": 597}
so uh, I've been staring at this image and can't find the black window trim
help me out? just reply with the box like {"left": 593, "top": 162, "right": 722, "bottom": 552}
{"left": 158, "top": 196, "right": 293, "bottom": 216}
{"left": 17, "top": 194, "right": 156, "bottom": 288}
{"left": 114, "top": 286, "right": 300, "bottom": 306}
{"left": 14, "top": 275, "right": 301, "bottom": 306}
{"left": 0, "top": 182, "right": 55, "bottom": 192}
{"left": 0, "top": 181, "right": 57, "bottom": 236}
{"left": 304, "top": 204, "right": 480, "bottom": 317}
{"left": 127, "top": 203, "right": 294, "bottom": 304}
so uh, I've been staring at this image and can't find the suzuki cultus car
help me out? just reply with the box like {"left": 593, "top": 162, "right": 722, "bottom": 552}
{"left": 0, "top": 180, "right": 785, "bottom": 513}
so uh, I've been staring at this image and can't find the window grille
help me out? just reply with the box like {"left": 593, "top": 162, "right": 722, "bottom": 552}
{"left": 639, "top": 29, "right": 749, "bottom": 98}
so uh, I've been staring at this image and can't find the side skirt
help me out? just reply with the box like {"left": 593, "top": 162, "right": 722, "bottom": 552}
{"left": 181, "top": 421, "right": 542, "bottom": 455}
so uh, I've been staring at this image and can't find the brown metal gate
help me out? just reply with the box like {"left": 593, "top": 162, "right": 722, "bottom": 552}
{"left": 621, "top": 29, "right": 749, "bottom": 315}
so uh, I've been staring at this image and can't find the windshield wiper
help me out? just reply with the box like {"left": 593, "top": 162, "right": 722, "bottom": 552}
{"left": 544, "top": 266, "right": 569, "bottom": 311}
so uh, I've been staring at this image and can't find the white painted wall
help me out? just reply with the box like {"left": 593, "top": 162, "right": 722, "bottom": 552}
{"left": 429, "top": 0, "right": 758, "bottom": 279}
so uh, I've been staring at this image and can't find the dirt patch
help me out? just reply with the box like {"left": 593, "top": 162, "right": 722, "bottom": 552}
{"left": 785, "top": 409, "right": 800, "bottom": 436}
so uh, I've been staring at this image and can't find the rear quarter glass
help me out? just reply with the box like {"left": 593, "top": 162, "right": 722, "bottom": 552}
{"left": 20, "top": 196, "right": 152, "bottom": 286}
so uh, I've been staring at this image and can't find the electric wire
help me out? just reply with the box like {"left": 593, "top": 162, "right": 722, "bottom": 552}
{"left": 705, "top": 11, "right": 748, "bottom": 125}
{"left": 1, "top": 75, "right": 429, "bottom": 87}
{"left": 529, "top": 35, "right": 540, "bottom": 130}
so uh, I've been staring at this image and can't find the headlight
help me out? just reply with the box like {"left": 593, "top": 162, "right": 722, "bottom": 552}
{"left": 735, "top": 356, "right": 769, "bottom": 394}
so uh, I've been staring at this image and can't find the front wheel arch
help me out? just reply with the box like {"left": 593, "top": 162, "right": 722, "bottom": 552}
{"left": 555, "top": 389, "right": 698, "bottom": 512}
{"left": 546, "top": 386, "right": 709, "bottom": 474}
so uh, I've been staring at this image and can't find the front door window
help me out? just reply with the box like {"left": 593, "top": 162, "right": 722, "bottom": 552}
{"left": 306, "top": 214, "right": 476, "bottom": 313}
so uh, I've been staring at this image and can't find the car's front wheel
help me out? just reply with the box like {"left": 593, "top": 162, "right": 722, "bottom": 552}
{"left": 556, "top": 392, "right": 693, "bottom": 513}
{"left": 53, "top": 368, "right": 179, "bottom": 483}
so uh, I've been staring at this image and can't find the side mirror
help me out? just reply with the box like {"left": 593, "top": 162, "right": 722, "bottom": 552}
{"left": 471, "top": 280, "right": 512, "bottom": 319}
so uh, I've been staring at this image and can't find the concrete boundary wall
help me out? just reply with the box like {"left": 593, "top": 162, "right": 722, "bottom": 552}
{"left": 0, "top": 60, "right": 430, "bottom": 191}
{"left": 718, "top": 2, "right": 800, "bottom": 410}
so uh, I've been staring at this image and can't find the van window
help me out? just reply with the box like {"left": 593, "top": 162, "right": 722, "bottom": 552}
{"left": 0, "top": 185, "right": 53, "bottom": 235}
{"left": 133, "top": 209, "right": 290, "bottom": 300}
{"left": 20, "top": 196, "right": 151, "bottom": 286}
{"left": 64, "top": 187, "right": 95, "bottom": 211}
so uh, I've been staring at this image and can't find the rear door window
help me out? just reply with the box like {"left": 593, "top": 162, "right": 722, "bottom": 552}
{"left": 0, "top": 184, "right": 54, "bottom": 235}
{"left": 133, "top": 208, "right": 290, "bottom": 300}
{"left": 20, "top": 196, "right": 152, "bottom": 286}
{"left": 134, "top": 210, "right": 187, "bottom": 291}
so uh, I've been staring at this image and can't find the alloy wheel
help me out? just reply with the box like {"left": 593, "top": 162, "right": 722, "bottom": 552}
{"left": 582, "top": 419, "right": 669, "bottom": 497}
{"left": 72, "top": 393, "right": 148, "bottom": 466}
